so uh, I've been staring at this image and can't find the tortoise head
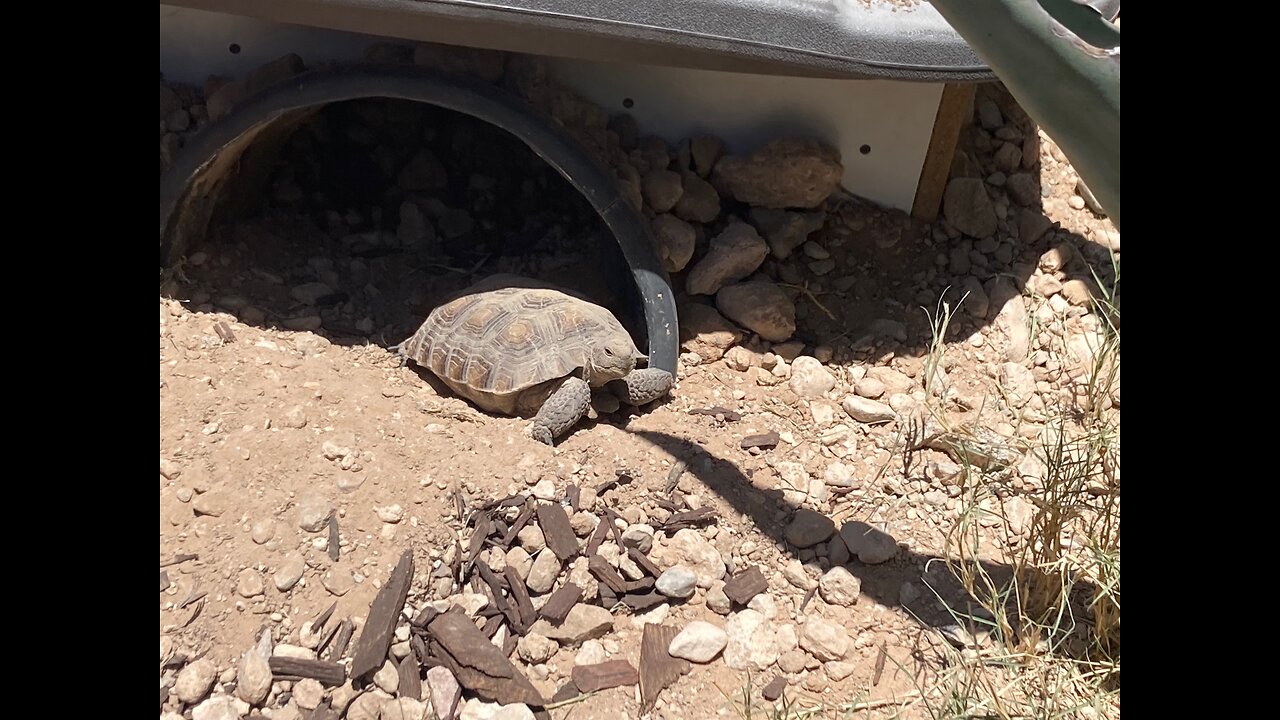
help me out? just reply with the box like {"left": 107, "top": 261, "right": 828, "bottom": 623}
{"left": 584, "top": 330, "right": 644, "bottom": 385}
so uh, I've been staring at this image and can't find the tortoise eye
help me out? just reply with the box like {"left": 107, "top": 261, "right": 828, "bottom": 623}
{"left": 603, "top": 347, "right": 614, "bottom": 357}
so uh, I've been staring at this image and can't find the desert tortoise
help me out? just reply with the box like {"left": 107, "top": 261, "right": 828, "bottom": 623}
{"left": 396, "top": 275, "right": 674, "bottom": 444}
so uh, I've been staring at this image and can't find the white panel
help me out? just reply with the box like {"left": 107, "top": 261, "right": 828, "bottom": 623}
{"left": 160, "top": 5, "right": 942, "bottom": 211}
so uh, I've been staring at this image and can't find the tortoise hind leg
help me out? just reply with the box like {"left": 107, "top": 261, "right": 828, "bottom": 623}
{"left": 530, "top": 377, "right": 592, "bottom": 445}
{"left": 608, "top": 368, "right": 674, "bottom": 406}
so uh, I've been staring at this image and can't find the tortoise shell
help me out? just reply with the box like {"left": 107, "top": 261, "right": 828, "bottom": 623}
{"left": 400, "top": 276, "right": 642, "bottom": 416}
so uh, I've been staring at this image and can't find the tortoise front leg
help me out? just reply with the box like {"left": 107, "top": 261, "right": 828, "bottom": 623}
{"left": 530, "top": 377, "right": 592, "bottom": 445}
{"left": 609, "top": 368, "right": 675, "bottom": 406}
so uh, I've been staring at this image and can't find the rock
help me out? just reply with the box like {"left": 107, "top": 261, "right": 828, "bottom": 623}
{"left": 716, "top": 282, "right": 796, "bottom": 343}
{"left": 690, "top": 135, "right": 724, "bottom": 176}
{"left": 1019, "top": 209, "right": 1053, "bottom": 244}
{"left": 382, "top": 698, "right": 429, "bottom": 720}
{"left": 686, "top": 222, "right": 769, "bottom": 296}
{"left": 376, "top": 505, "right": 404, "bottom": 523}
{"left": 347, "top": 691, "right": 388, "bottom": 720}
{"left": 192, "top": 491, "right": 228, "bottom": 517}
{"left": 531, "top": 479, "right": 558, "bottom": 500}
{"left": 274, "top": 554, "right": 306, "bottom": 591}
{"left": 517, "top": 525, "right": 546, "bottom": 552}
{"left": 799, "top": 617, "right": 849, "bottom": 661}
{"left": 175, "top": 659, "right": 218, "bottom": 704}
{"left": 706, "top": 580, "right": 732, "bottom": 614}
{"left": 988, "top": 278, "right": 1030, "bottom": 361}
{"left": 516, "top": 633, "right": 558, "bottom": 664}
{"left": 159, "top": 83, "right": 182, "bottom": 120}
{"left": 750, "top": 208, "right": 827, "bottom": 259}
{"left": 250, "top": 519, "right": 276, "bottom": 545}
{"left": 673, "top": 172, "right": 721, "bottom": 223}
{"left": 530, "top": 604, "right": 614, "bottom": 645}
{"left": 777, "top": 649, "right": 808, "bottom": 673}
{"left": 235, "top": 651, "right": 272, "bottom": 705}
{"left": 292, "top": 678, "right": 324, "bottom": 710}
{"left": 841, "top": 396, "right": 896, "bottom": 423}
{"left": 839, "top": 521, "right": 898, "bottom": 564}
{"left": 505, "top": 547, "right": 533, "bottom": 580}
{"left": 449, "top": 593, "right": 491, "bottom": 617}
{"left": 899, "top": 582, "right": 920, "bottom": 605}
{"left": 620, "top": 525, "right": 655, "bottom": 554}
{"left": 784, "top": 509, "right": 834, "bottom": 548}
{"left": 526, "top": 548, "right": 562, "bottom": 594}
{"left": 296, "top": 491, "right": 332, "bottom": 532}
{"left": 655, "top": 566, "right": 698, "bottom": 598}
{"left": 191, "top": 695, "right": 245, "bottom": 720}
{"left": 994, "top": 143, "right": 1022, "bottom": 173}
{"left": 1061, "top": 279, "right": 1096, "bottom": 306}
{"left": 1000, "top": 362, "right": 1036, "bottom": 407}
{"left": 1005, "top": 173, "right": 1039, "bottom": 207}
{"left": 669, "top": 621, "right": 728, "bottom": 663}
{"left": 818, "top": 567, "right": 861, "bottom": 607}
{"left": 575, "top": 639, "right": 607, "bottom": 666}
{"left": 679, "top": 303, "right": 742, "bottom": 362}
{"left": 237, "top": 569, "right": 265, "bottom": 598}
{"left": 651, "top": 214, "right": 697, "bottom": 273}
{"left": 960, "top": 276, "right": 990, "bottom": 318}
{"left": 723, "top": 609, "right": 780, "bottom": 670}
{"left": 827, "top": 534, "right": 850, "bottom": 566}
{"left": 943, "top": 178, "right": 998, "bottom": 238}
{"left": 374, "top": 660, "right": 400, "bottom": 694}
{"left": 459, "top": 700, "right": 535, "bottom": 720}
{"left": 824, "top": 661, "right": 857, "bottom": 681}
{"left": 783, "top": 558, "right": 816, "bottom": 590}
{"left": 822, "top": 462, "right": 856, "bottom": 488}
{"left": 788, "top": 357, "right": 836, "bottom": 398}
{"left": 398, "top": 149, "right": 447, "bottom": 191}
{"left": 427, "top": 666, "right": 462, "bottom": 720}
{"left": 663, "top": 528, "right": 726, "bottom": 587}
{"left": 853, "top": 377, "right": 885, "bottom": 399}
{"left": 290, "top": 282, "right": 335, "bottom": 305}
{"left": 642, "top": 169, "right": 684, "bottom": 213}
{"left": 713, "top": 139, "right": 842, "bottom": 208}
{"left": 321, "top": 564, "right": 356, "bottom": 596}
{"left": 397, "top": 200, "right": 433, "bottom": 246}
{"left": 976, "top": 96, "right": 1004, "bottom": 129}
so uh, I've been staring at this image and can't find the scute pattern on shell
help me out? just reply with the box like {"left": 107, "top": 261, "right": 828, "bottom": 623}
{"left": 401, "top": 283, "right": 636, "bottom": 415}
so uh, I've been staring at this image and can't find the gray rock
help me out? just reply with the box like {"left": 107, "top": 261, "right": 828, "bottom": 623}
{"left": 663, "top": 528, "right": 725, "bottom": 587}
{"left": 994, "top": 143, "right": 1022, "bottom": 173}
{"left": 374, "top": 659, "right": 400, "bottom": 694}
{"left": 853, "top": 377, "right": 886, "bottom": 399}
{"left": 799, "top": 617, "right": 850, "bottom": 661}
{"left": 788, "top": 357, "right": 836, "bottom": 398}
{"left": 655, "top": 565, "right": 698, "bottom": 598}
{"left": 321, "top": 565, "right": 355, "bottom": 596}
{"left": 274, "top": 554, "right": 306, "bottom": 591}
{"left": 1005, "top": 173, "right": 1039, "bottom": 207}
{"left": 1061, "top": 279, "right": 1096, "bottom": 306}
{"left": 290, "top": 282, "right": 335, "bottom": 305}
{"left": 236, "top": 650, "right": 272, "bottom": 705}
{"left": 690, "top": 135, "right": 724, "bottom": 177}
{"left": 818, "top": 566, "right": 861, "bottom": 607}
{"left": 175, "top": 658, "right": 218, "bottom": 704}
{"left": 651, "top": 214, "right": 697, "bottom": 273}
{"left": 669, "top": 621, "right": 729, "bottom": 663}
{"left": 427, "top": 666, "right": 462, "bottom": 720}
{"left": 1000, "top": 362, "right": 1036, "bottom": 407}
{"left": 516, "top": 633, "right": 558, "bottom": 664}
{"left": 1018, "top": 208, "right": 1053, "bottom": 243}
{"left": 713, "top": 138, "right": 842, "bottom": 208}
{"left": 960, "top": 276, "right": 990, "bottom": 318}
{"left": 574, "top": 639, "right": 607, "bottom": 666}
{"left": 784, "top": 509, "right": 835, "bottom": 548}
{"left": 987, "top": 278, "right": 1030, "bottom": 361}
{"left": 382, "top": 698, "right": 429, "bottom": 720}
{"left": 841, "top": 396, "right": 896, "bottom": 423}
{"left": 237, "top": 569, "right": 265, "bottom": 598}
{"left": 250, "top": 519, "right": 276, "bottom": 545}
{"left": 642, "top": 169, "right": 684, "bottom": 213}
{"left": 822, "top": 461, "right": 856, "bottom": 488}
{"left": 526, "top": 548, "right": 561, "bottom": 594}
{"left": 296, "top": 491, "right": 332, "bottom": 533}
{"left": 517, "top": 525, "right": 546, "bottom": 553}
{"left": 706, "top": 580, "right": 732, "bottom": 615}
{"left": 673, "top": 172, "right": 721, "bottom": 223}
{"left": 723, "top": 609, "right": 780, "bottom": 670}
{"left": 976, "top": 97, "right": 1004, "bottom": 130}
{"left": 782, "top": 558, "right": 816, "bottom": 590}
{"left": 839, "top": 521, "right": 898, "bottom": 564}
{"left": 827, "top": 534, "right": 850, "bottom": 566}
{"left": 505, "top": 547, "right": 533, "bottom": 581}
{"left": 191, "top": 695, "right": 245, "bottom": 720}
{"left": 620, "top": 525, "right": 655, "bottom": 554}
{"left": 716, "top": 282, "right": 796, "bottom": 343}
{"left": 824, "top": 660, "right": 856, "bottom": 681}
{"left": 346, "top": 691, "right": 388, "bottom": 720}
{"left": 292, "top": 678, "right": 324, "bottom": 710}
{"left": 943, "top": 178, "right": 998, "bottom": 238}
{"left": 686, "top": 222, "right": 769, "bottom": 296}
{"left": 750, "top": 208, "right": 826, "bottom": 259}
{"left": 678, "top": 303, "right": 742, "bottom": 362}
{"left": 529, "top": 604, "right": 614, "bottom": 646}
